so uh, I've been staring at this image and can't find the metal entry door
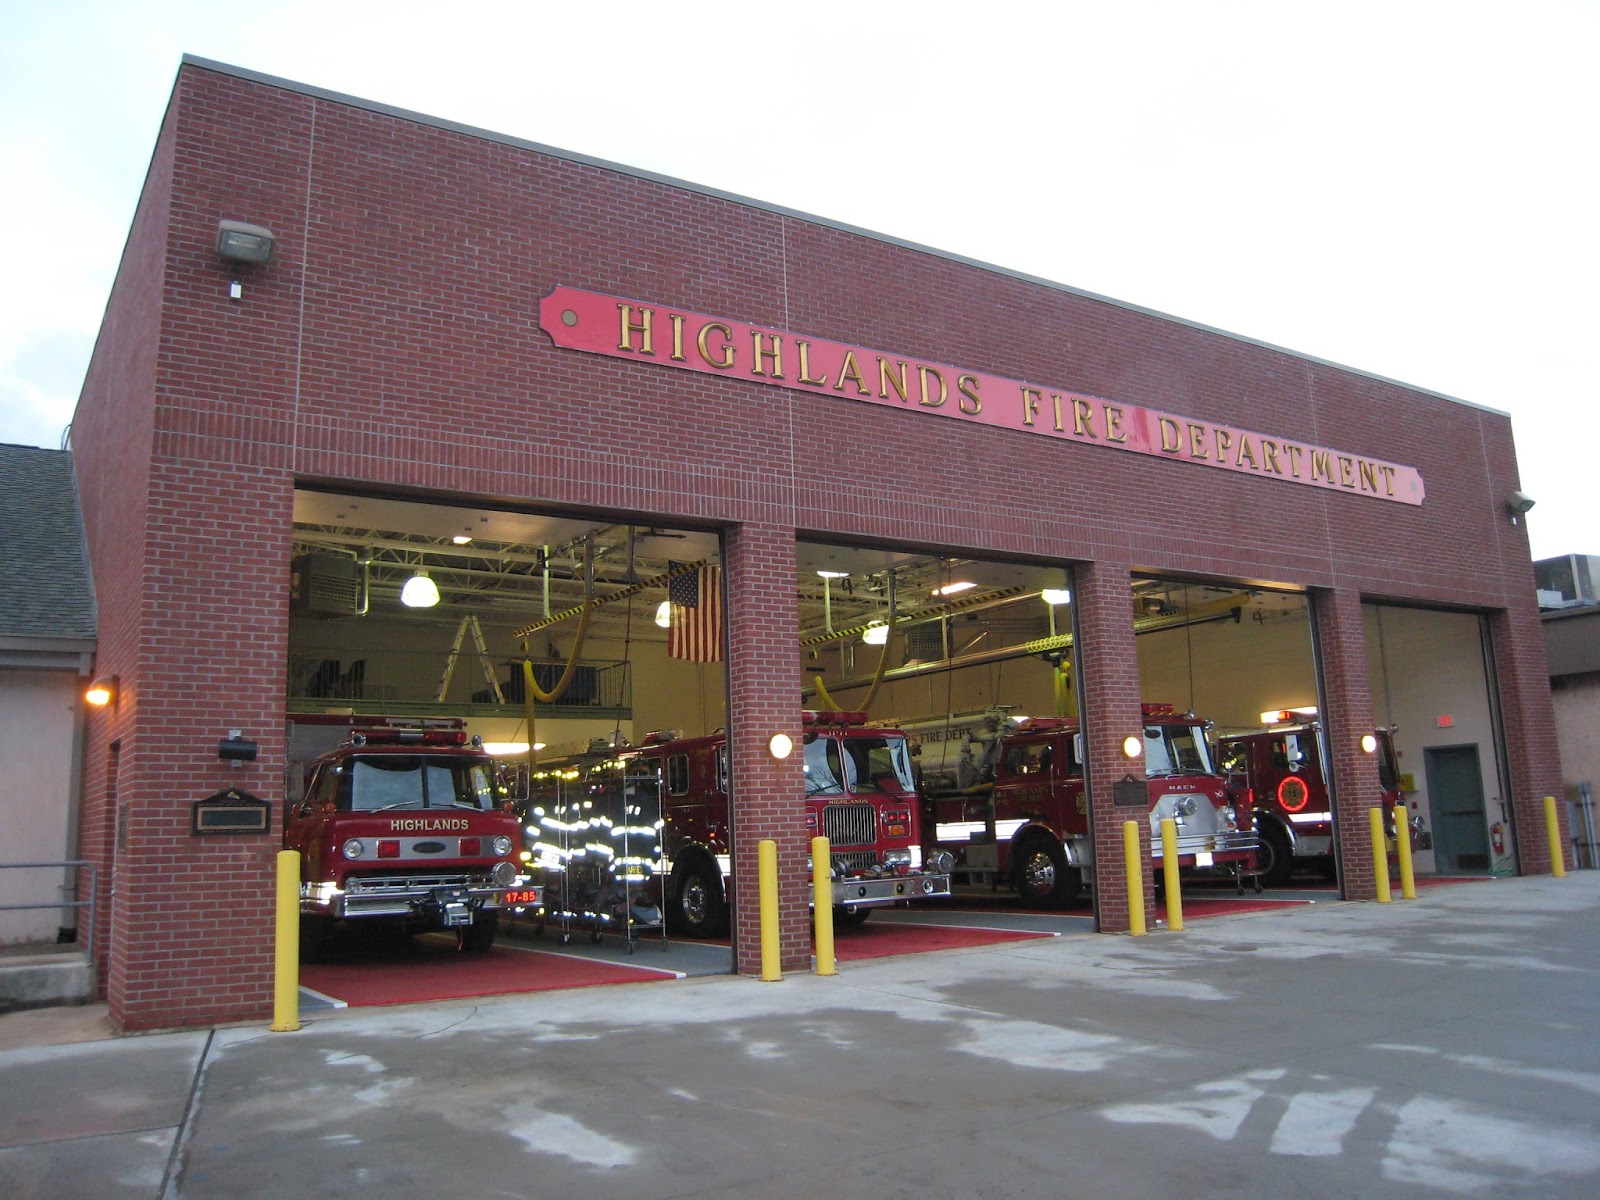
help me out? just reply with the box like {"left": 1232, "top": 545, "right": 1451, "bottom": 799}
{"left": 1424, "top": 745, "right": 1490, "bottom": 872}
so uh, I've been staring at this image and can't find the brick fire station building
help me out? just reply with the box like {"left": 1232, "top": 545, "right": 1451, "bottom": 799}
{"left": 68, "top": 58, "right": 1563, "bottom": 1032}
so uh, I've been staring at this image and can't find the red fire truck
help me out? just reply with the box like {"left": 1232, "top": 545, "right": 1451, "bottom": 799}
{"left": 909, "top": 704, "right": 1256, "bottom": 907}
{"left": 525, "top": 712, "right": 954, "bottom": 938}
{"left": 1216, "top": 713, "right": 1405, "bottom": 886}
{"left": 284, "top": 717, "right": 534, "bottom": 954}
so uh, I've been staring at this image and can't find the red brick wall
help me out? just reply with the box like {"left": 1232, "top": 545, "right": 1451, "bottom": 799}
{"left": 68, "top": 60, "right": 1562, "bottom": 1028}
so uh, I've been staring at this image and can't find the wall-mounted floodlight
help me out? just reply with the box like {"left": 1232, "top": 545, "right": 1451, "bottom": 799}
{"left": 216, "top": 219, "right": 275, "bottom": 264}
{"left": 1506, "top": 491, "right": 1535, "bottom": 525}
{"left": 85, "top": 674, "right": 118, "bottom": 708}
{"left": 769, "top": 733, "right": 794, "bottom": 759}
{"left": 1122, "top": 734, "right": 1144, "bottom": 758}
{"left": 1360, "top": 733, "right": 1379, "bottom": 754}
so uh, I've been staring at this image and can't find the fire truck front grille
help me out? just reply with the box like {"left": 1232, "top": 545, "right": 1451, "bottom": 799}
{"left": 832, "top": 850, "right": 880, "bottom": 871}
{"left": 824, "top": 804, "right": 877, "bottom": 848}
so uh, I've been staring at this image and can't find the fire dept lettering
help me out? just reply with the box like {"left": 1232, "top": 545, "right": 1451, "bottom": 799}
{"left": 540, "top": 286, "right": 1425, "bottom": 505}
{"left": 388, "top": 817, "right": 471, "bottom": 832}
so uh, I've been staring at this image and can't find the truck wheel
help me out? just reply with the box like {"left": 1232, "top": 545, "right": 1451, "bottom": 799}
{"left": 1257, "top": 821, "right": 1295, "bottom": 887}
{"left": 1012, "top": 834, "right": 1081, "bottom": 909}
{"left": 458, "top": 911, "right": 499, "bottom": 952}
{"left": 669, "top": 856, "right": 730, "bottom": 938}
{"left": 832, "top": 906, "right": 872, "bottom": 929}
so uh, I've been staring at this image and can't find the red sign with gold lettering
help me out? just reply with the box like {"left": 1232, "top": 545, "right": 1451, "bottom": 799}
{"left": 539, "top": 286, "right": 1425, "bottom": 505}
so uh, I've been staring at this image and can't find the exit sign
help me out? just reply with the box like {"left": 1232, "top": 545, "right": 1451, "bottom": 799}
{"left": 1436, "top": 714, "right": 1455, "bottom": 728}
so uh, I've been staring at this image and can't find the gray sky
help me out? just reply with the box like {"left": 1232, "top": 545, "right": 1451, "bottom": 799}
{"left": 2, "top": 0, "right": 1595, "bottom": 560}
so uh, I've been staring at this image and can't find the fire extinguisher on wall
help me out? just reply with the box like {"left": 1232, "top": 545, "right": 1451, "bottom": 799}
{"left": 1491, "top": 822, "right": 1506, "bottom": 856}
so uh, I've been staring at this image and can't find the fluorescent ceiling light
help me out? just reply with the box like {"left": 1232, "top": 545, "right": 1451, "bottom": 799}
{"left": 934, "top": 581, "right": 976, "bottom": 596}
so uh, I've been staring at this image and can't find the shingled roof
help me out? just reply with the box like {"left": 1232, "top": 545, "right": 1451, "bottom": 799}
{"left": 0, "top": 444, "right": 96, "bottom": 642}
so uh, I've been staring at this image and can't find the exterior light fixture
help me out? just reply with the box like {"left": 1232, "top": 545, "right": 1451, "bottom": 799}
{"left": 655, "top": 600, "right": 672, "bottom": 628}
{"left": 1041, "top": 588, "right": 1073, "bottom": 606}
{"left": 862, "top": 620, "right": 889, "bottom": 646}
{"left": 400, "top": 570, "right": 440, "bottom": 608}
{"left": 216, "top": 219, "right": 275, "bottom": 264}
{"left": 769, "top": 733, "right": 794, "bottom": 759}
{"left": 85, "top": 675, "right": 118, "bottom": 708}
{"left": 1506, "top": 491, "right": 1535, "bottom": 525}
{"left": 1360, "top": 733, "right": 1378, "bottom": 754}
{"left": 1122, "top": 734, "right": 1144, "bottom": 758}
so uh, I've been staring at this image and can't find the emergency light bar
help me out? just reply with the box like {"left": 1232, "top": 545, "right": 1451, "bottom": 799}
{"left": 802, "top": 710, "right": 869, "bottom": 727}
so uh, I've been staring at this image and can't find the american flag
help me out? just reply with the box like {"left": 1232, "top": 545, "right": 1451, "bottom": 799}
{"left": 668, "top": 563, "right": 723, "bottom": 662}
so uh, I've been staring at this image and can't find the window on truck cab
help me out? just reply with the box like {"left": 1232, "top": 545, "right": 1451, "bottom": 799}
{"left": 839, "top": 736, "right": 915, "bottom": 793}
{"left": 342, "top": 755, "right": 496, "bottom": 812}
{"left": 664, "top": 752, "right": 690, "bottom": 796}
{"left": 1144, "top": 725, "right": 1215, "bottom": 776}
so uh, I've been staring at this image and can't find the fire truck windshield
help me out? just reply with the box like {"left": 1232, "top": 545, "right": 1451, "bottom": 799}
{"left": 1143, "top": 724, "right": 1215, "bottom": 777}
{"left": 804, "top": 735, "right": 916, "bottom": 796}
{"left": 344, "top": 756, "right": 497, "bottom": 812}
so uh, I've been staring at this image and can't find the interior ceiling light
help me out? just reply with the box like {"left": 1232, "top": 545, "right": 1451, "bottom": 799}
{"left": 862, "top": 621, "right": 889, "bottom": 646}
{"left": 451, "top": 535, "right": 473, "bottom": 545}
{"left": 816, "top": 570, "right": 849, "bottom": 580}
{"left": 400, "top": 570, "right": 440, "bottom": 608}
{"left": 934, "top": 581, "right": 977, "bottom": 596}
{"left": 655, "top": 600, "right": 672, "bottom": 628}
{"left": 1041, "top": 588, "right": 1073, "bottom": 605}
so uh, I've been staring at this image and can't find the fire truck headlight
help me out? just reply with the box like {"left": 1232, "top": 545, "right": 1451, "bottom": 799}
{"left": 341, "top": 839, "right": 365, "bottom": 860}
{"left": 883, "top": 849, "right": 913, "bottom": 870}
{"left": 492, "top": 835, "right": 514, "bottom": 856}
{"left": 491, "top": 860, "right": 518, "bottom": 887}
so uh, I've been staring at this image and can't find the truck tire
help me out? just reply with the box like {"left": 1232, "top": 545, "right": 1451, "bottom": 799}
{"left": 669, "top": 855, "right": 730, "bottom": 938}
{"left": 1256, "top": 820, "right": 1295, "bottom": 887}
{"left": 832, "top": 906, "right": 872, "bottom": 929}
{"left": 1011, "top": 833, "right": 1081, "bottom": 909}
{"left": 458, "top": 911, "right": 499, "bottom": 952}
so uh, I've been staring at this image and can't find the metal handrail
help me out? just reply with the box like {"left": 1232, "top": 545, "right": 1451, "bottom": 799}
{"left": 0, "top": 860, "right": 95, "bottom": 961}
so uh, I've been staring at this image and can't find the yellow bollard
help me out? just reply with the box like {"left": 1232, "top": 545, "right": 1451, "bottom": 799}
{"left": 1395, "top": 803, "right": 1417, "bottom": 900}
{"left": 758, "top": 839, "right": 782, "bottom": 980}
{"left": 271, "top": 849, "right": 301, "bottom": 1032}
{"left": 1544, "top": 796, "right": 1567, "bottom": 878}
{"left": 1160, "top": 817, "right": 1183, "bottom": 931}
{"left": 1124, "top": 821, "right": 1147, "bottom": 936}
{"left": 1369, "top": 807, "right": 1391, "bottom": 904}
{"left": 812, "top": 836, "right": 837, "bottom": 976}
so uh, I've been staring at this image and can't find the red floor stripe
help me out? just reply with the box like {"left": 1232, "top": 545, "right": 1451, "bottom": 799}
{"left": 831, "top": 922, "right": 1052, "bottom": 961}
{"left": 1165, "top": 897, "right": 1311, "bottom": 920}
{"left": 301, "top": 939, "right": 679, "bottom": 1008}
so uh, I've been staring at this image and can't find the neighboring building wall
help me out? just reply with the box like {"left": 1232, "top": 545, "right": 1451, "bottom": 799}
{"left": 1550, "top": 675, "right": 1600, "bottom": 794}
{"left": 69, "top": 59, "right": 1563, "bottom": 1030}
{"left": 0, "top": 671, "right": 83, "bottom": 945}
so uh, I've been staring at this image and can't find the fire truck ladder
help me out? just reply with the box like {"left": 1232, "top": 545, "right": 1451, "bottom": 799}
{"left": 435, "top": 614, "right": 504, "bottom": 704}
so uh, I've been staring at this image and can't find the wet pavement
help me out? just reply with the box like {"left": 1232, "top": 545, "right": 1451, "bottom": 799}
{"left": 2, "top": 872, "right": 1597, "bottom": 1198}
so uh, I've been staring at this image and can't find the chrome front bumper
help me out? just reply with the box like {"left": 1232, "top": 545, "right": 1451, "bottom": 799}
{"left": 813, "top": 872, "right": 953, "bottom": 910}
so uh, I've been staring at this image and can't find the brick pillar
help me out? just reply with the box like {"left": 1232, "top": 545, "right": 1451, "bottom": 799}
{"left": 1075, "top": 560, "right": 1152, "bottom": 934}
{"left": 722, "top": 522, "right": 810, "bottom": 975}
{"left": 1487, "top": 605, "right": 1568, "bottom": 873}
{"left": 1311, "top": 587, "right": 1383, "bottom": 900}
